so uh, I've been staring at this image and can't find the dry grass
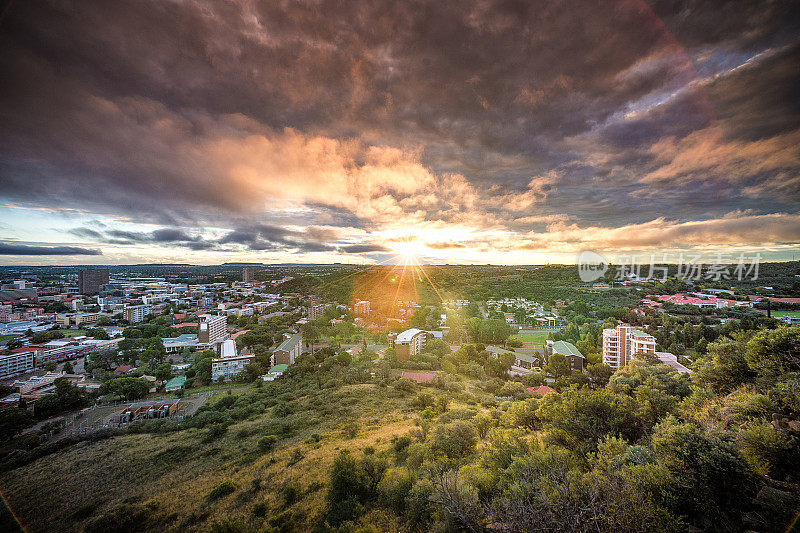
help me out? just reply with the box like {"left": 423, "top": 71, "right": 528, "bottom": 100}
{"left": 0, "top": 381, "right": 433, "bottom": 532}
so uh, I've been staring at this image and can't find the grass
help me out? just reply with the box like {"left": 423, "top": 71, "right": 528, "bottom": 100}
{"left": 58, "top": 329, "right": 88, "bottom": 337}
{"left": 510, "top": 329, "right": 550, "bottom": 346}
{"left": 0, "top": 376, "right": 473, "bottom": 532}
{"left": 771, "top": 311, "right": 800, "bottom": 318}
{"left": 0, "top": 335, "right": 19, "bottom": 342}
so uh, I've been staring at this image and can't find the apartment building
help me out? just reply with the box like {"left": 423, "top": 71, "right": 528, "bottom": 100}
{"left": 602, "top": 324, "right": 656, "bottom": 370}
{"left": 198, "top": 314, "right": 228, "bottom": 345}
{"left": 0, "top": 351, "right": 35, "bottom": 380}
{"left": 307, "top": 304, "right": 325, "bottom": 321}
{"left": 242, "top": 266, "right": 255, "bottom": 283}
{"left": 353, "top": 300, "right": 371, "bottom": 316}
{"left": 78, "top": 267, "right": 109, "bottom": 295}
{"left": 389, "top": 328, "right": 428, "bottom": 362}
{"left": 123, "top": 305, "right": 152, "bottom": 324}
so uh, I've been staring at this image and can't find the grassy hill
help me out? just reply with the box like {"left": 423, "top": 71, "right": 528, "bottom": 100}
{"left": 3, "top": 328, "right": 800, "bottom": 532}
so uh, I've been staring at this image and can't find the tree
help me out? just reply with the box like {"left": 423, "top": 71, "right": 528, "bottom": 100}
{"left": 100, "top": 377, "right": 150, "bottom": 400}
{"left": 0, "top": 408, "right": 34, "bottom": 440}
{"left": 588, "top": 363, "right": 614, "bottom": 389}
{"left": 62, "top": 361, "right": 74, "bottom": 374}
{"left": 154, "top": 362, "right": 173, "bottom": 382}
{"left": 545, "top": 353, "right": 570, "bottom": 379}
{"left": 745, "top": 325, "right": 800, "bottom": 382}
{"left": 43, "top": 361, "right": 57, "bottom": 372}
{"left": 693, "top": 333, "right": 752, "bottom": 393}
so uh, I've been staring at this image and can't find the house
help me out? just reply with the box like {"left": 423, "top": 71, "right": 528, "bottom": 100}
{"left": 401, "top": 371, "right": 436, "bottom": 384}
{"left": 545, "top": 340, "right": 585, "bottom": 372}
{"left": 272, "top": 334, "right": 302, "bottom": 365}
{"left": 262, "top": 363, "right": 288, "bottom": 381}
{"left": 527, "top": 385, "right": 557, "bottom": 396}
{"left": 164, "top": 375, "right": 186, "bottom": 392}
{"left": 114, "top": 365, "right": 134, "bottom": 375}
{"left": 485, "top": 345, "right": 539, "bottom": 375}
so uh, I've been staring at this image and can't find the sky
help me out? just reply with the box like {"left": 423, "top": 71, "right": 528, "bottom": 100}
{"left": 0, "top": 0, "right": 799, "bottom": 266}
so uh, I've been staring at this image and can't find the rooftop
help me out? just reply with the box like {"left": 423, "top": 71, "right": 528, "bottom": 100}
{"left": 275, "top": 334, "right": 301, "bottom": 352}
{"left": 550, "top": 340, "right": 584, "bottom": 358}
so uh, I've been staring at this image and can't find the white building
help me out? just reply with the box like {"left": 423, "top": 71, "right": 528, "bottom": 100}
{"left": 354, "top": 300, "right": 370, "bottom": 316}
{"left": 123, "top": 304, "right": 152, "bottom": 324}
{"left": 0, "top": 351, "right": 35, "bottom": 380}
{"left": 211, "top": 346, "right": 254, "bottom": 382}
{"left": 390, "top": 328, "right": 428, "bottom": 361}
{"left": 198, "top": 314, "right": 227, "bottom": 345}
{"left": 602, "top": 324, "right": 656, "bottom": 370}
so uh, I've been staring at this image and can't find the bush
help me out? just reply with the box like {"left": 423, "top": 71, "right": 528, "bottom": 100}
{"left": 83, "top": 502, "right": 156, "bottom": 533}
{"left": 203, "top": 423, "right": 228, "bottom": 442}
{"left": 430, "top": 420, "right": 478, "bottom": 459}
{"left": 393, "top": 378, "right": 416, "bottom": 393}
{"left": 258, "top": 435, "right": 277, "bottom": 453}
{"left": 208, "top": 480, "right": 238, "bottom": 500}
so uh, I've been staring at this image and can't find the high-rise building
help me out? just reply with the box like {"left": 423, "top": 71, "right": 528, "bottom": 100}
{"left": 354, "top": 300, "right": 370, "bottom": 316}
{"left": 243, "top": 266, "right": 255, "bottom": 283}
{"left": 78, "top": 267, "right": 109, "bottom": 295}
{"left": 602, "top": 324, "right": 656, "bottom": 370}
{"left": 308, "top": 304, "right": 325, "bottom": 320}
{"left": 123, "top": 304, "right": 152, "bottom": 324}
{"left": 198, "top": 314, "right": 228, "bottom": 345}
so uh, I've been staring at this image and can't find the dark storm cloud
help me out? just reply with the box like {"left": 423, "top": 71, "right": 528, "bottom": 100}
{"left": 0, "top": 0, "right": 798, "bottom": 244}
{"left": 340, "top": 244, "right": 391, "bottom": 254}
{"left": 0, "top": 243, "right": 101, "bottom": 256}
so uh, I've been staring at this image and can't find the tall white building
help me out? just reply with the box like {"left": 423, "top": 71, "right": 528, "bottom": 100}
{"left": 123, "top": 304, "right": 152, "bottom": 324}
{"left": 354, "top": 300, "right": 370, "bottom": 316}
{"left": 602, "top": 324, "right": 656, "bottom": 370}
{"left": 198, "top": 314, "right": 227, "bottom": 345}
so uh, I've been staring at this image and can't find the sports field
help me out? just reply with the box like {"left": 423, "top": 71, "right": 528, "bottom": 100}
{"left": 510, "top": 329, "right": 550, "bottom": 346}
{"left": 772, "top": 311, "right": 800, "bottom": 318}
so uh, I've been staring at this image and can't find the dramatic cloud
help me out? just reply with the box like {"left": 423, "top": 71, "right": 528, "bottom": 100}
{"left": 0, "top": 0, "right": 797, "bottom": 263}
{"left": 0, "top": 243, "right": 102, "bottom": 256}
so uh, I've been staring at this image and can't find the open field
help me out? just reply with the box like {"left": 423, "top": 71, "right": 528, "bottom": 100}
{"left": 509, "top": 329, "right": 550, "bottom": 346}
{"left": 58, "top": 329, "right": 87, "bottom": 337}
{"left": 772, "top": 310, "right": 800, "bottom": 318}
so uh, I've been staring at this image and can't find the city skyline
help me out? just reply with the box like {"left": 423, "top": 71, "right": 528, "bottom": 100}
{"left": 1, "top": 1, "right": 799, "bottom": 265}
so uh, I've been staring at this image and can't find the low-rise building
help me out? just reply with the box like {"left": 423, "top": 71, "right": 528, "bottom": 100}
{"left": 211, "top": 354, "right": 254, "bottom": 382}
{"left": 273, "top": 334, "right": 302, "bottom": 365}
{"left": 0, "top": 350, "right": 35, "bottom": 380}
{"left": 545, "top": 340, "right": 585, "bottom": 372}
{"left": 162, "top": 334, "right": 198, "bottom": 353}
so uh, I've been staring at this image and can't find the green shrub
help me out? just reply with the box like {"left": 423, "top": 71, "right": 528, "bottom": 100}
{"left": 208, "top": 480, "right": 238, "bottom": 501}
{"left": 258, "top": 435, "right": 277, "bottom": 453}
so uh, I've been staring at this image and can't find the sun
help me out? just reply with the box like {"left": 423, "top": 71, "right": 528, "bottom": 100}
{"left": 392, "top": 239, "right": 424, "bottom": 264}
